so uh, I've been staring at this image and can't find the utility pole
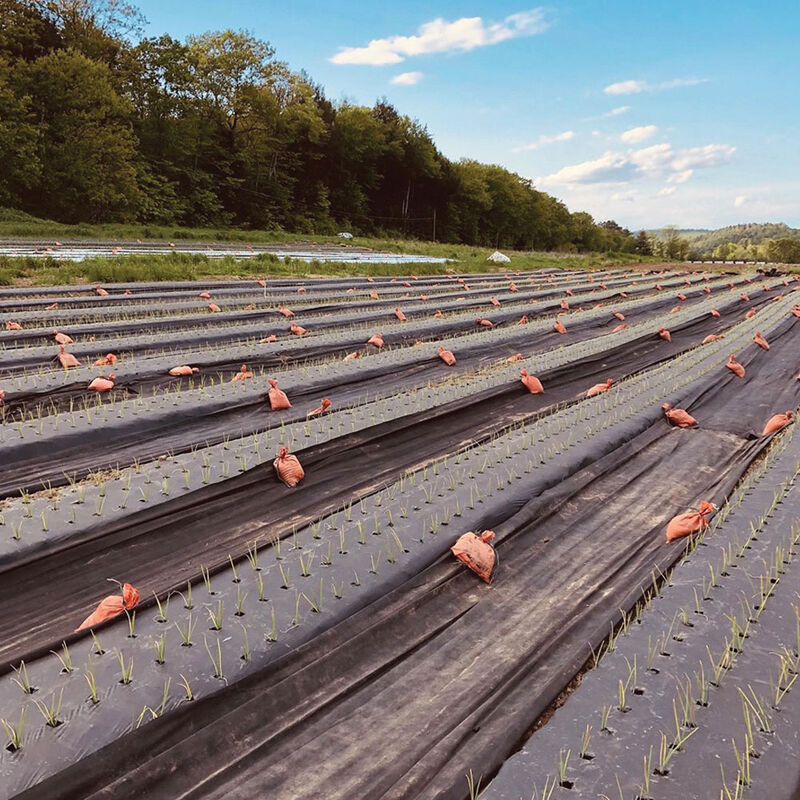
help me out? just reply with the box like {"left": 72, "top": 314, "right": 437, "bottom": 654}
{"left": 432, "top": 208, "right": 436, "bottom": 242}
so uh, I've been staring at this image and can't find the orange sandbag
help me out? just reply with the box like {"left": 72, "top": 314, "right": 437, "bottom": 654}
{"left": 369, "top": 290, "right": 378, "bottom": 300}
{"left": 669, "top": 305, "right": 682, "bottom": 313}
{"left": 726, "top": 354, "right": 745, "bottom": 378}
{"left": 658, "top": 328, "right": 671, "bottom": 342}
{"left": 93, "top": 353, "right": 118, "bottom": 366}
{"left": 553, "top": 320, "right": 567, "bottom": 334}
{"left": 517, "top": 315, "right": 529, "bottom": 325}
{"left": 587, "top": 378, "right": 613, "bottom": 397}
{"left": 762, "top": 410, "right": 794, "bottom": 436}
{"left": 434, "top": 310, "right": 443, "bottom": 318}
{"left": 419, "top": 295, "right": 428, "bottom": 301}
{"left": 53, "top": 329, "right": 73, "bottom": 344}
{"left": 703, "top": 286, "right": 711, "bottom": 294}
{"left": 57, "top": 345, "right": 80, "bottom": 368}
{"left": 702, "top": 333, "right": 725, "bottom": 344}
{"left": 367, "top": 333, "right": 384, "bottom": 348}
{"left": 560, "top": 299, "right": 570, "bottom": 310}
{"left": 290, "top": 322, "right": 307, "bottom": 336}
{"left": 169, "top": 365, "right": 199, "bottom": 376}
{"left": 88, "top": 374, "right": 115, "bottom": 392}
{"left": 490, "top": 297, "right": 500, "bottom": 307}
{"left": 438, "top": 346, "right": 456, "bottom": 366}
{"left": 76, "top": 583, "right": 140, "bottom": 631}
{"left": 273, "top": 446, "right": 304, "bottom": 487}
{"left": 791, "top": 305, "right": 800, "bottom": 318}
{"left": 198, "top": 291, "right": 211, "bottom": 299}
{"left": 753, "top": 332, "right": 769, "bottom": 350}
{"left": 344, "top": 351, "right": 361, "bottom": 361}
{"left": 451, "top": 530, "right": 498, "bottom": 584}
{"left": 710, "top": 309, "right": 720, "bottom": 317}
{"left": 565, "top": 288, "right": 574, "bottom": 296}
{"left": 260, "top": 334, "right": 277, "bottom": 343}
{"left": 278, "top": 306, "right": 294, "bottom": 317}
{"left": 612, "top": 310, "right": 625, "bottom": 321}
{"left": 394, "top": 307, "right": 407, "bottom": 321}
{"left": 662, "top": 402, "right": 697, "bottom": 428}
{"left": 509, "top": 282, "right": 518, "bottom": 292}
{"left": 520, "top": 369, "right": 544, "bottom": 394}
{"left": 46, "top": 302, "right": 58, "bottom": 310}
{"left": 307, "top": 398, "right": 331, "bottom": 417}
{"left": 257, "top": 279, "right": 267, "bottom": 288}
{"left": 506, "top": 353, "right": 524, "bottom": 363}
{"left": 5, "top": 321, "right": 21, "bottom": 330}
{"left": 666, "top": 501, "right": 715, "bottom": 542}
{"left": 655, "top": 284, "right": 663, "bottom": 291}
{"left": 268, "top": 378, "right": 291, "bottom": 410}
{"left": 745, "top": 309, "right": 756, "bottom": 319}
{"left": 231, "top": 364, "right": 253, "bottom": 382}
{"left": 740, "top": 292, "right": 750, "bottom": 302}
{"left": 207, "top": 303, "right": 221, "bottom": 313}
{"left": 95, "top": 285, "right": 109, "bottom": 297}
{"left": 612, "top": 323, "right": 627, "bottom": 333}
{"left": 677, "top": 293, "right": 687, "bottom": 301}
{"left": 477, "top": 317, "right": 493, "bottom": 327}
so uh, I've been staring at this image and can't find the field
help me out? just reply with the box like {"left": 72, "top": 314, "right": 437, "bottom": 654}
{"left": 0, "top": 261, "right": 799, "bottom": 800}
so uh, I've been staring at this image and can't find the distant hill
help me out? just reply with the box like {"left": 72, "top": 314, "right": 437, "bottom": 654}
{"left": 648, "top": 223, "right": 800, "bottom": 256}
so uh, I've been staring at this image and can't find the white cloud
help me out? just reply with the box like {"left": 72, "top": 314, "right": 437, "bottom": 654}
{"left": 513, "top": 130, "right": 574, "bottom": 152}
{"left": 537, "top": 141, "right": 735, "bottom": 187}
{"left": 734, "top": 195, "right": 747, "bottom": 207}
{"left": 390, "top": 71, "right": 423, "bottom": 85}
{"left": 657, "top": 186, "right": 677, "bottom": 196}
{"left": 667, "top": 170, "right": 694, "bottom": 184}
{"left": 628, "top": 143, "right": 674, "bottom": 172}
{"left": 537, "top": 151, "right": 632, "bottom": 185}
{"left": 603, "top": 106, "right": 631, "bottom": 117}
{"left": 620, "top": 125, "right": 658, "bottom": 144}
{"left": 330, "top": 8, "right": 548, "bottom": 65}
{"left": 604, "top": 77, "right": 709, "bottom": 95}
{"left": 671, "top": 144, "right": 736, "bottom": 171}
{"left": 605, "top": 80, "right": 645, "bottom": 95}
{"left": 610, "top": 190, "right": 636, "bottom": 202}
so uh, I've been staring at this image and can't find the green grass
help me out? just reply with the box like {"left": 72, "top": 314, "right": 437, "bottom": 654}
{"left": 0, "top": 206, "right": 670, "bottom": 285}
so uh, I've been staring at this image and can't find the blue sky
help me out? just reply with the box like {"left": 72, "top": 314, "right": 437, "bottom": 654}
{"left": 133, "top": 0, "right": 799, "bottom": 230}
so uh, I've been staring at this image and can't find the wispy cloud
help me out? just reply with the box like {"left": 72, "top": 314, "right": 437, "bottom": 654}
{"left": 620, "top": 125, "right": 658, "bottom": 144}
{"left": 734, "top": 195, "right": 747, "bottom": 207}
{"left": 604, "top": 77, "right": 709, "bottom": 95}
{"left": 390, "top": 71, "right": 423, "bottom": 85}
{"left": 602, "top": 106, "right": 630, "bottom": 117}
{"left": 537, "top": 142, "right": 735, "bottom": 186}
{"left": 330, "top": 8, "right": 548, "bottom": 65}
{"left": 512, "top": 130, "right": 574, "bottom": 152}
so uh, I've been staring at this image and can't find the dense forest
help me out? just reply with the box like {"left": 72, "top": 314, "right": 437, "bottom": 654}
{"left": 0, "top": 0, "right": 642, "bottom": 252}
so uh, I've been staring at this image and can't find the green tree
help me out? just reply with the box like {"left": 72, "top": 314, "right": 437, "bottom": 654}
{"left": 23, "top": 48, "right": 139, "bottom": 221}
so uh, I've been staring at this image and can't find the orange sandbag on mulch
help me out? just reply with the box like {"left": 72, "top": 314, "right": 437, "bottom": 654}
{"left": 231, "top": 364, "right": 253, "bottom": 382}
{"left": 307, "top": 398, "right": 331, "bottom": 417}
{"left": 658, "top": 328, "right": 671, "bottom": 342}
{"left": 76, "top": 582, "right": 140, "bottom": 631}
{"left": 451, "top": 530, "right": 498, "bottom": 584}
{"left": 438, "top": 346, "right": 456, "bottom": 366}
{"left": 553, "top": 320, "right": 567, "bottom": 334}
{"left": 267, "top": 378, "right": 291, "bottom": 410}
{"left": 753, "top": 331, "right": 770, "bottom": 350}
{"left": 725, "top": 354, "right": 745, "bottom": 378}
{"left": 586, "top": 378, "right": 612, "bottom": 397}
{"left": 662, "top": 402, "right": 697, "bottom": 428}
{"left": 367, "top": 333, "right": 384, "bottom": 348}
{"left": 169, "top": 365, "right": 199, "bottom": 376}
{"left": 762, "top": 410, "right": 794, "bottom": 436}
{"left": 665, "top": 500, "right": 715, "bottom": 542}
{"left": 702, "top": 334, "right": 725, "bottom": 344}
{"left": 520, "top": 369, "right": 544, "bottom": 394}
{"left": 273, "top": 447, "right": 305, "bottom": 487}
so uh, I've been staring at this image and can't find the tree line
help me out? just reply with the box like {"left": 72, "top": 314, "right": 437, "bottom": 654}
{"left": 0, "top": 0, "right": 643, "bottom": 252}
